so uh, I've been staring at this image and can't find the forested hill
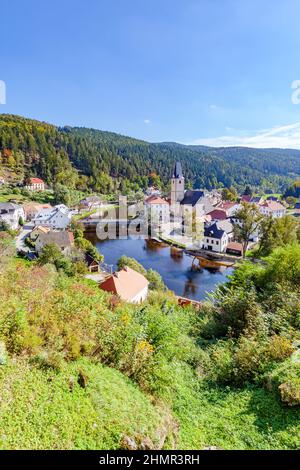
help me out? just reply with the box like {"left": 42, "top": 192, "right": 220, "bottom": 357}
{"left": 0, "top": 114, "right": 300, "bottom": 193}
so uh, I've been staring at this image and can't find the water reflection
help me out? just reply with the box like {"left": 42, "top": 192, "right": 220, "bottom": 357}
{"left": 85, "top": 234, "right": 233, "bottom": 301}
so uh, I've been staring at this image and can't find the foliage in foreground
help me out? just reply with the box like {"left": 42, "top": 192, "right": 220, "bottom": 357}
{"left": 0, "top": 235, "right": 299, "bottom": 449}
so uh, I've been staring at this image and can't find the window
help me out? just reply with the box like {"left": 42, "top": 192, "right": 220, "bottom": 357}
{"left": 216, "top": 241, "right": 219, "bottom": 245}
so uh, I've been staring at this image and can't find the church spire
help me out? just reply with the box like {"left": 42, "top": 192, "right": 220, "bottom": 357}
{"left": 171, "top": 161, "right": 185, "bottom": 204}
{"left": 172, "top": 161, "right": 183, "bottom": 178}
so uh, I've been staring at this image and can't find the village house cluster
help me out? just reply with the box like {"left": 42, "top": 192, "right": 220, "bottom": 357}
{"left": 0, "top": 165, "right": 296, "bottom": 304}
{"left": 144, "top": 162, "right": 288, "bottom": 256}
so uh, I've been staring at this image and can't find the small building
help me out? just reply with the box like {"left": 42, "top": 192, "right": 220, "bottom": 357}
{"left": 0, "top": 202, "right": 25, "bottom": 230}
{"left": 217, "top": 201, "right": 240, "bottom": 217}
{"left": 33, "top": 204, "right": 74, "bottom": 230}
{"left": 29, "top": 225, "right": 50, "bottom": 241}
{"left": 207, "top": 209, "right": 228, "bottom": 221}
{"left": 146, "top": 186, "right": 161, "bottom": 196}
{"left": 259, "top": 200, "right": 286, "bottom": 218}
{"left": 25, "top": 177, "right": 45, "bottom": 191}
{"left": 99, "top": 266, "right": 149, "bottom": 303}
{"left": 202, "top": 222, "right": 229, "bottom": 253}
{"left": 145, "top": 195, "right": 170, "bottom": 223}
{"left": 35, "top": 230, "right": 74, "bottom": 255}
{"left": 216, "top": 219, "right": 234, "bottom": 241}
{"left": 85, "top": 253, "right": 101, "bottom": 273}
{"left": 226, "top": 241, "right": 244, "bottom": 257}
{"left": 23, "top": 202, "right": 51, "bottom": 221}
{"left": 79, "top": 196, "right": 103, "bottom": 211}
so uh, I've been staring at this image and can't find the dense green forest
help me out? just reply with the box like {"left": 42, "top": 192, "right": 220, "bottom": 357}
{"left": 0, "top": 235, "right": 299, "bottom": 449}
{"left": 0, "top": 114, "right": 299, "bottom": 194}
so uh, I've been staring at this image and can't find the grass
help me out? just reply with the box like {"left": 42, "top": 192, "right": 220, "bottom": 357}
{"left": 0, "top": 189, "right": 54, "bottom": 204}
{"left": 1, "top": 356, "right": 299, "bottom": 450}
{"left": 0, "top": 357, "right": 170, "bottom": 450}
{"left": 173, "top": 380, "right": 300, "bottom": 450}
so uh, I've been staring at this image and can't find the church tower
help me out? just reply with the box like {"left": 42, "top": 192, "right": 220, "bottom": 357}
{"left": 171, "top": 161, "right": 185, "bottom": 204}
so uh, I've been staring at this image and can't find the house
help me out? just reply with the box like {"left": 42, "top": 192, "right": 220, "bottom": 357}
{"left": 216, "top": 219, "right": 234, "bottom": 241}
{"left": 217, "top": 201, "right": 240, "bottom": 217}
{"left": 144, "top": 195, "right": 169, "bottom": 223}
{"left": 99, "top": 266, "right": 149, "bottom": 303}
{"left": 29, "top": 225, "right": 50, "bottom": 241}
{"left": 207, "top": 208, "right": 228, "bottom": 221}
{"left": 226, "top": 241, "right": 244, "bottom": 257}
{"left": 25, "top": 177, "right": 45, "bottom": 191}
{"left": 33, "top": 204, "right": 75, "bottom": 229}
{"left": 259, "top": 200, "right": 286, "bottom": 218}
{"left": 202, "top": 222, "right": 229, "bottom": 253}
{"left": 0, "top": 202, "right": 25, "bottom": 230}
{"left": 35, "top": 230, "right": 74, "bottom": 255}
{"left": 79, "top": 196, "right": 103, "bottom": 211}
{"left": 85, "top": 253, "right": 101, "bottom": 273}
{"left": 146, "top": 186, "right": 161, "bottom": 197}
{"left": 23, "top": 202, "right": 51, "bottom": 221}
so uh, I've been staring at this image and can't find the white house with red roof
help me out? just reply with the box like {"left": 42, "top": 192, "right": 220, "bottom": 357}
{"left": 99, "top": 266, "right": 149, "bottom": 303}
{"left": 259, "top": 200, "right": 286, "bottom": 218}
{"left": 145, "top": 194, "right": 170, "bottom": 223}
{"left": 25, "top": 177, "right": 45, "bottom": 191}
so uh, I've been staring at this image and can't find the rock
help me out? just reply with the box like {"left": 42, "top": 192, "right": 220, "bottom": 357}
{"left": 78, "top": 369, "right": 89, "bottom": 389}
{"left": 121, "top": 436, "right": 138, "bottom": 450}
{"left": 69, "top": 376, "right": 75, "bottom": 392}
{"left": 0, "top": 341, "right": 7, "bottom": 365}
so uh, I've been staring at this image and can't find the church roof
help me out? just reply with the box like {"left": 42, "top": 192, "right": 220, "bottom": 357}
{"left": 172, "top": 161, "right": 183, "bottom": 178}
{"left": 180, "top": 190, "right": 204, "bottom": 207}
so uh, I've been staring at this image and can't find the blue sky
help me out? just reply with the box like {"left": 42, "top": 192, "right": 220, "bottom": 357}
{"left": 2, "top": 0, "right": 300, "bottom": 147}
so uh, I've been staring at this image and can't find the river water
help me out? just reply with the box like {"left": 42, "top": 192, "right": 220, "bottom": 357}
{"left": 86, "top": 234, "right": 233, "bottom": 301}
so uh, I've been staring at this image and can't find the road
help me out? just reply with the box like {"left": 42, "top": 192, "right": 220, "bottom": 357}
{"left": 15, "top": 223, "right": 34, "bottom": 253}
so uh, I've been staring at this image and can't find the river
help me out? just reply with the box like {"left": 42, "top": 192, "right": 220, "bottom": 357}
{"left": 86, "top": 234, "right": 233, "bottom": 301}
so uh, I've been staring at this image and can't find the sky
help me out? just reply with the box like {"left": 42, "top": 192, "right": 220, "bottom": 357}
{"left": 1, "top": 0, "right": 300, "bottom": 147}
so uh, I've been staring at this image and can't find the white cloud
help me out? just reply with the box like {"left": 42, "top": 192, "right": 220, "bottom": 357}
{"left": 144, "top": 119, "right": 151, "bottom": 124}
{"left": 188, "top": 122, "right": 300, "bottom": 149}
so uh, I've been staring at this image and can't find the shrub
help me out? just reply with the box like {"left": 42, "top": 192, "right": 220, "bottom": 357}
{"left": 279, "top": 378, "right": 300, "bottom": 406}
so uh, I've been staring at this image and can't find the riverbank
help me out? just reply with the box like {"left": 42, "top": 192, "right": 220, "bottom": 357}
{"left": 85, "top": 234, "right": 234, "bottom": 301}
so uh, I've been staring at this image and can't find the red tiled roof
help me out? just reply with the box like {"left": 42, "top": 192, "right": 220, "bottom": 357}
{"left": 30, "top": 177, "right": 44, "bottom": 184}
{"left": 145, "top": 195, "right": 168, "bottom": 205}
{"left": 207, "top": 209, "right": 228, "bottom": 220}
{"left": 99, "top": 266, "right": 149, "bottom": 301}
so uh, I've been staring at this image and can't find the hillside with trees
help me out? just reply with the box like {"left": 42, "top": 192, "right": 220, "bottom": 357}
{"left": 0, "top": 114, "right": 300, "bottom": 194}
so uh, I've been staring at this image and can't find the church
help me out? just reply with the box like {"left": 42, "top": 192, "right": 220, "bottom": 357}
{"left": 170, "top": 161, "right": 214, "bottom": 217}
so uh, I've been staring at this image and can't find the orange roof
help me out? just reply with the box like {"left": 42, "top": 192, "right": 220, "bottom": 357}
{"left": 30, "top": 177, "right": 44, "bottom": 184}
{"left": 145, "top": 195, "right": 169, "bottom": 205}
{"left": 99, "top": 266, "right": 149, "bottom": 301}
{"left": 227, "top": 241, "right": 244, "bottom": 252}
